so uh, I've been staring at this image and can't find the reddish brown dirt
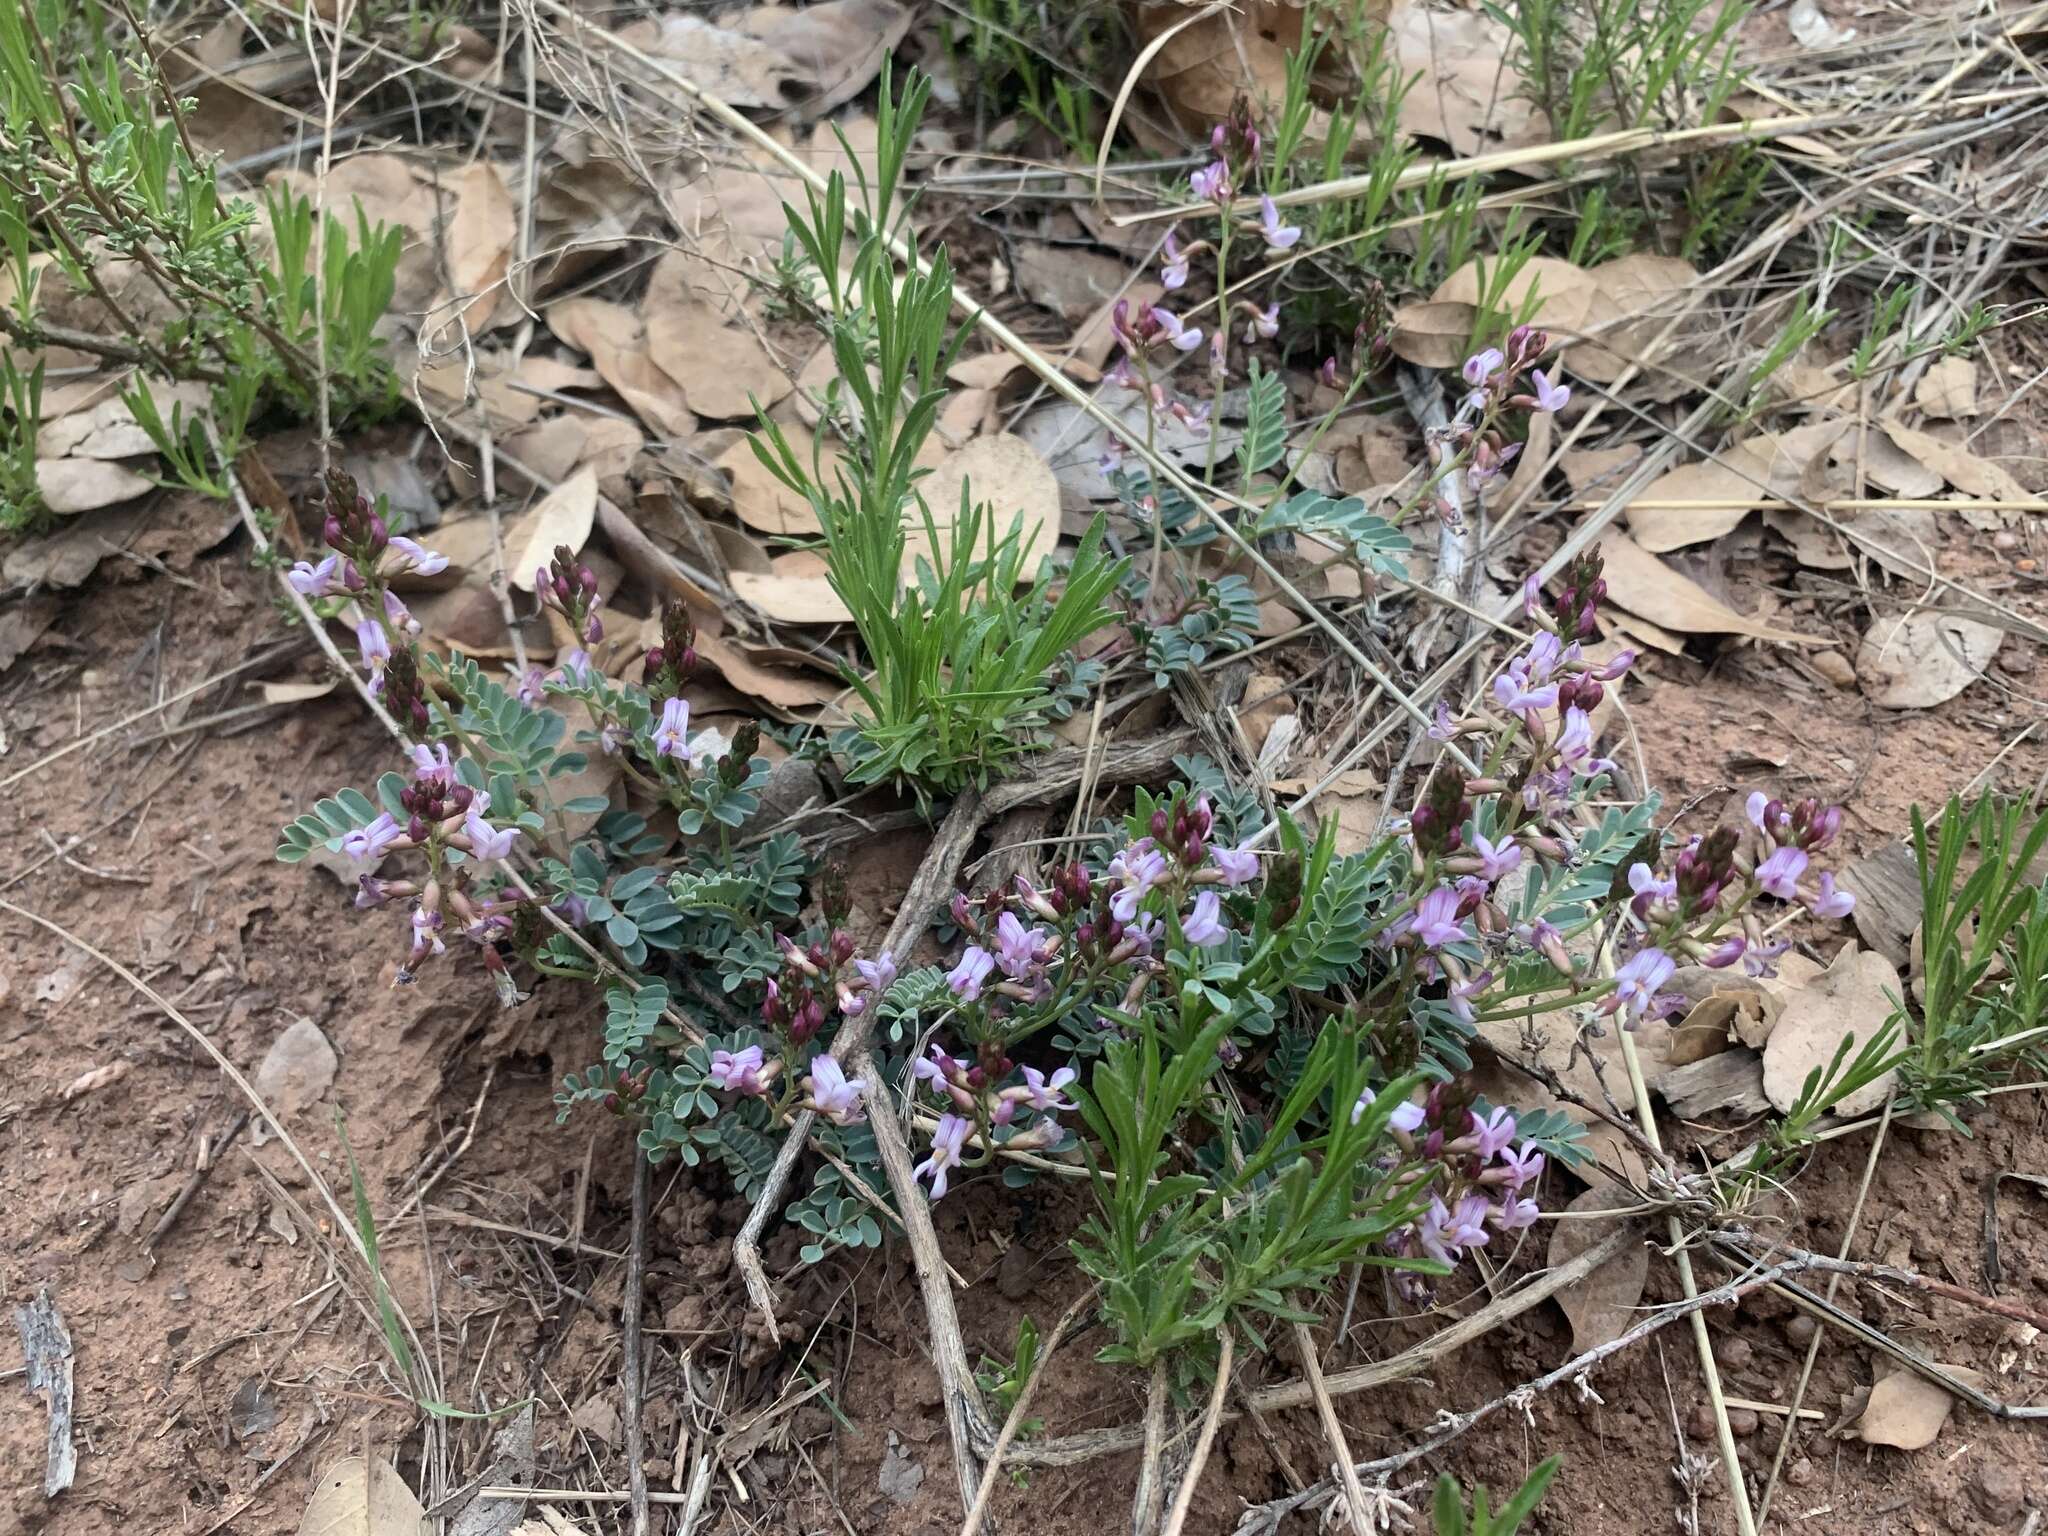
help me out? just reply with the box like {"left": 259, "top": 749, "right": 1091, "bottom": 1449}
{"left": 5, "top": 481, "right": 2048, "bottom": 1536}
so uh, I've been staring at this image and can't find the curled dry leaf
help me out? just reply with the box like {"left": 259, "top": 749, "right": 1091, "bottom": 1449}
{"left": 296, "top": 1454, "right": 429, "bottom": 1536}
{"left": 1761, "top": 943, "right": 1901, "bottom": 1118}
{"left": 1914, "top": 356, "right": 1979, "bottom": 420}
{"left": 444, "top": 162, "right": 517, "bottom": 333}
{"left": 505, "top": 465, "right": 598, "bottom": 593}
{"left": 1624, "top": 445, "right": 1773, "bottom": 553}
{"left": 1391, "top": 256, "right": 1597, "bottom": 369}
{"left": 732, "top": 0, "right": 915, "bottom": 118}
{"left": 1852, "top": 1367, "right": 1987, "bottom": 1450}
{"left": 1596, "top": 531, "right": 1818, "bottom": 646}
{"left": 1881, "top": 419, "right": 2030, "bottom": 501}
{"left": 1855, "top": 609, "right": 2003, "bottom": 709}
{"left": 718, "top": 431, "right": 827, "bottom": 537}
{"left": 35, "top": 457, "right": 153, "bottom": 514}
{"left": 1548, "top": 1185, "right": 1649, "bottom": 1355}
{"left": 614, "top": 12, "right": 813, "bottom": 110}
{"left": 1138, "top": 0, "right": 1299, "bottom": 126}
{"left": 731, "top": 549, "right": 852, "bottom": 624}
{"left": 546, "top": 298, "right": 697, "bottom": 441}
{"left": 645, "top": 299, "right": 793, "bottom": 420}
{"left": 906, "top": 433, "right": 1060, "bottom": 585}
{"left": 1570, "top": 254, "right": 1698, "bottom": 385}
{"left": 1389, "top": 1, "right": 1547, "bottom": 156}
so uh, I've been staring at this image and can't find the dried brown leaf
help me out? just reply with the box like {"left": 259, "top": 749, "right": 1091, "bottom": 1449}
{"left": 1881, "top": 419, "right": 2029, "bottom": 501}
{"left": 644, "top": 300, "right": 792, "bottom": 420}
{"left": 1549, "top": 1185, "right": 1649, "bottom": 1354}
{"left": 1597, "top": 531, "right": 1818, "bottom": 645}
{"left": 1855, "top": 609, "right": 2002, "bottom": 708}
{"left": 1914, "top": 357, "right": 1979, "bottom": 420}
{"left": 505, "top": 466, "right": 598, "bottom": 593}
{"left": 614, "top": 12, "right": 812, "bottom": 109}
{"left": 731, "top": 550, "right": 852, "bottom": 624}
{"left": 1761, "top": 943, "right": 1901, "bottom": 1117}
{"left": 546, "top": 299, "right": 696, "bottom": 440}
{"left": 296, "top": 1454, "right": 428, "bottom": 1536}
{"left": 1389, "top": 1, "right": 1547, "bottom": 155}
{"left": 905, "top": 433, "right": 1059, "bottom": 585}
{"left": 732, "top": 0, "right": 914, "bottom": 117}
{"left": 446, "top": 162, "right": 517, "bottom": 333}
{"left": 1853, "top": 1368, "right": 1987, "bottom": 1450}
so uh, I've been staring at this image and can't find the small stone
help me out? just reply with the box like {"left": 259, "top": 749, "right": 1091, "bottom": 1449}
{"left": 1784, "top": 1314, "right": 1818, "bottom": 1347}
{"left": 1787, "top": 1457, "right": 1817, "bottom": 1489}
{"left": 1687, "top": 1405, "right": 1717, "bottom": 1440}
{"left": 1971, "top": 1460, "right": 2025, "bottom": 1523}
{"left": 1999, "top": 646, "right": 2036, "bottom": 677}
{"left": 1726, "top": 1407, "right": 1759, "bottom": 1439}
{"left": 1994, "top": 530, "right": 2020, "bottom": 552}
{"left": 996, "top": 1242, "right": 1035, "bottom": 1301}
{"left": 1810, "top": 649, "right": 1857, "bottom": 689}
{"left": 1719, "top": 1337, "right": 1755, "bottom": 1372}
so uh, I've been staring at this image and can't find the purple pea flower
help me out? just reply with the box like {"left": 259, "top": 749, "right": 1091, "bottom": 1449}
{"left": 385, "top": 535, "right": 448, "bottom": 575}
{"left": 947, "top": 945, "right": 995, "bottom": 1002}
{"left": 1606, "top": 946, "right": 1675, "bottom": 1022}
{"left": 341, "top": 811, "right": 404, "bottom": 867}
{"left": 464, "top": 808, "right": 519, "bottom": 862}
{"left": 408, "top": 906, "right": 445, "bottom": 962}
{"left": 650, "top": 696, "right": 690, "bottom": 759}
{"left": 1245, "top": 302, "right": 1280, "bottom": 342}
{"left": 1492, "top": 670, "right": 1559, "bottom": 718}
{"left": 1529, "top": 368, "right": 1571, "bottom": 413}
{"left": 1352, "top": 1083, "right": 1427, "bottom": 1133}
{"left": 1181, "top": 890, "right": 1228, "bottom": 947}
{"left": 708, "top": 1044, "right": 769, "bottom": 1095}
{"left": 914, "top": 1113, "right": 972, "bottom": 1200}
{"left": 994, "top": 912, "right": 1046, "bottom": 979}
{"left": 1160, "top": 229, "right": 1189, "bottom": 289}
{"left": 854, "top": 950, "right": 898, "bottom": 994}
{"left": 1555, "top": 706, "right": 1610, "bottom": 777}
{"left": 1257, "top": 195, "right": 1301, "bottom": 251}
{"left": 1807, "top": 870, "right": 1856, "bottom": 920}
{"left": 1702, "top": 935, "right": 1748, "bottom": 968}
{"left": 1016, "top": 1064, "right": 1077, "bottom": 1114}
{"left": 1492, "top": 1195, "right": 1541, "bottom": 1232}
{"left": 1628, "top": 861, "right": 1677, "bottom": 910}
{"left": 287, "top": 554, "right": 339, "bottom": 596}
{"left": 1468, "top": 1106, "right": 1518, "bottom": 1159}
{"left": 1189, "top": 160, "right": 1231, "bottom": 202}
{"left": 1461, "top": 347, "right": 1504, "bottom": 388}
{"left": 355, "top": 620, "right": 391, "bottom": 693}
{"left": 1496, "top": 1142, "right": 1546, "bottom": 1192}
{"left": 1109, "top": 842, "right": 1170, "bottom": 922}
{"left": 1211, "top": 843, "right": 1259, "bottom": 886}
{"left": 1411, "top": 886, "right": 1465, "bottom": 950}
{"left": 1756, "top": 846, "right": 1809, "bottom": 900}
{"left": 1471, "top": 831, "right": 1523, "bottom": 884}
{"left": 803, "top": 1054, "right": 867, "bottom": 1125}
{"left": 1149, "top": 306, "right": 1204, "bottom": 353}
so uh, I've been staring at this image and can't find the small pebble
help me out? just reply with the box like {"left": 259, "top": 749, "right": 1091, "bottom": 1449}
{"left": 1784, "top": 1314, "right": 1818, "bottom": 1347}
{"left": 2018, "top": 556, "right": 2039, "bottom": 574}
{"left": 1810, "top": 650, "right": 1857, "bottom": 689}
{"left": 1719, "top": 1337, "right": 1755, "bottom": 1372}
{"left": 1687, "top": 1405, "right": 1717, "bottom": 1441}
{"left": 1726, "top": 1407, "right": 1759, "bottom": 1439}
{"left": 1994, "top": 530, "right": 2020, "bottom": 552}
{"left": 1788, "top": 1457, "right": 1817, "bottom": 1489}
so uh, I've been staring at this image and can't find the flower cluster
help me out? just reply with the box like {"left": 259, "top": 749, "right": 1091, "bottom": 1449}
{"left": 1358, "top": 1084, "right": 1547, "bottom": 1300}
{"left": 288, "top": 469, "right": 451, "bottom": 729}
{"left": 905, "top": 788, "right": 1269, "bottom": 1198}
